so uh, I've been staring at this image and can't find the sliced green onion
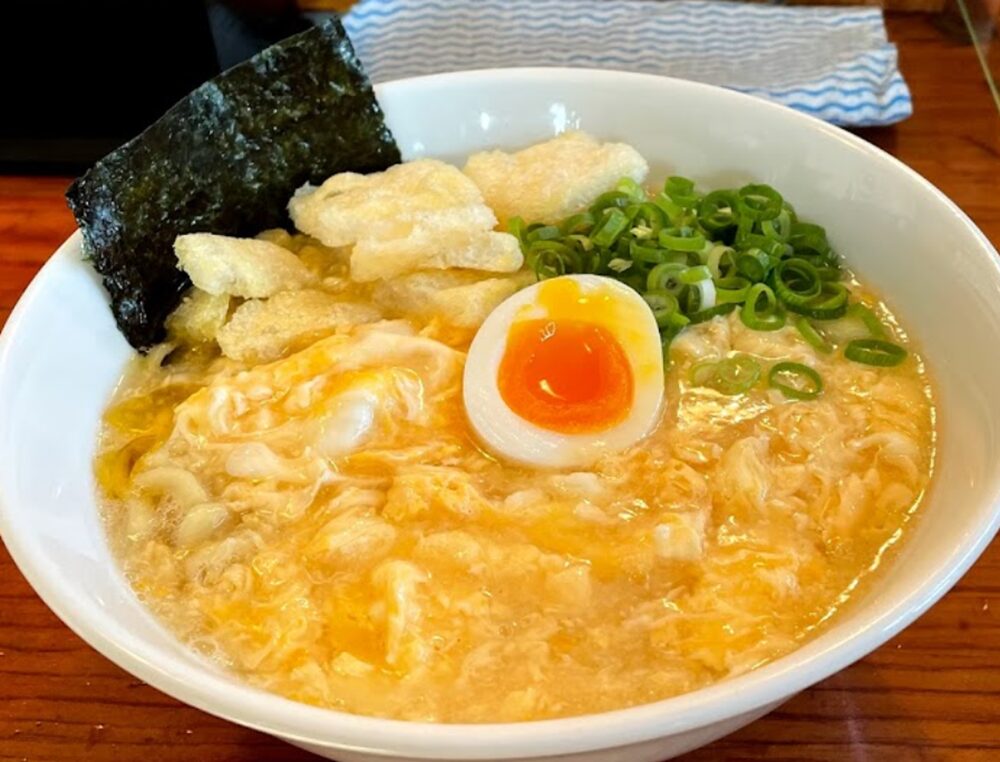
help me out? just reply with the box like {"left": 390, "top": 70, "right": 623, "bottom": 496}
{"left": 795, "top": 317, "right": 833, "bottom": 354}
{"left": 567, "top": 233, "right": 594, "bottom": 252}
{"left": 589, "top": 190, "right": 632, "bottom": 215}
{"left": 664, "top": 176, "right": 701, "bottom": 208}
{"left": 559, "top": 212, "right": 595, "bottom": 235}
{"left": 706, "top": 245, "right": 737, "bottom": 279}
{"left": 643, "top": 291, "right": 689, "bottom": 329}
{"left": 525, "top": 224, "right": 561, "bottom": 243}
{"left": 678, "top": 265, "right": 712, "bottom": 284}
{"left": 659, "top": 226, "right": 706, "bottom": 252}
{"left": 591, "top": 208, "right": 630, "bottom": 247}
{"left": 513, "top": 174, "right": 875, "bottom": 353}
{"left": 691, "top": 354, "right": 761, "bottom": 395}
{"left": 736, "top": 184, "right": 783, "bottom": 222}
{"left": 680, "top": 278, "right": 717, "bottom": 313}
{"left": 527, "top": 239, "right": 581, "bottom": 274}
{"left": 616, "top": 176, "right": 646, "bottom": 201}
{"left": 687, "top": 302, "right": 737, "bottom": 324}
{"left": 736, "top": 248, "right": 772, "bottom": 282}
{"left": 647, "top": 262, "right": 687, "bottom": 293}
{"left": 736, "top": 215, "right": 754, "bottom": 243}
{"left": 738, "top": 233, "right": 792, "bottom": 260}
{"left": 508, "top": 215, "right": 527, "bottom": 243}
{"left": 846, "top": 303, "right": 887, "bottom": 339}
{"left": 652, "top": 192, "right": 685, "bottom": 224}
{"left": 769, "top": 361, "right": 823, "bottom": 400}
{"left": 715, "top": 275, "right": 751, "bottom": 304}
{"left": 697, "top": 190, "right": 739, "bottom": 235}
{"left": 715, "top": 354, "right": 762, "bottom": 394}
{"left": 761, "top": 209, "right": 793, "bottom": 241}
{"left": 773, "top": 257, "right": 823, "bottom": 307}
{"left": 527, "top": 249, "right": 567, "bottom": 279}
{"left": 740, "top": 283, "right": 786, "bottom": 331}
{"left": 844, "top": 339, "right": 907, "bottom": 367}
{"left": 782, "top": 200, "right": 799, "bottom": 224}
{"left": 789, "top": 222, "right": 832, "bottom": 259}
{"left": 631, "top": 202, "right": 668, "bottom": 234}
{"left": 629, "top": 240, "right": 667, "bottom": 264}
{"left": 695, "top": 278, "right": 716, "bottom": 310}
{"left": 786, "top": 281, "right": 849, "bottom": 320}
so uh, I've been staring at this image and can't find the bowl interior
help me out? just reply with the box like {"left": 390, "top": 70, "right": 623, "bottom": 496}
{"left": 1, "top": 69, "right": 999, "bottom": 759}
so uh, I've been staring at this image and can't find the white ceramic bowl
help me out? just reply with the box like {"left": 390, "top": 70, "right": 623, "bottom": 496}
{"left": 2, "top": 69, "right": 999, "bottom": 762}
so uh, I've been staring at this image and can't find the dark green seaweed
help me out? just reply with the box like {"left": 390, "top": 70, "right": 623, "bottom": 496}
{"left": 66, "top": 17, "right": 400, "bottom": 350}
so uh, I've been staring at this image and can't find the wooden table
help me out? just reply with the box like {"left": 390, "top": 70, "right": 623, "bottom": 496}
{"left": 1, "top": 13, "right": 998, "bottom": 762}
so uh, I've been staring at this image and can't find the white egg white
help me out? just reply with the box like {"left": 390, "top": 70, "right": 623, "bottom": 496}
{"left": 463, "top": 274, "right": 664, "bottom": 468}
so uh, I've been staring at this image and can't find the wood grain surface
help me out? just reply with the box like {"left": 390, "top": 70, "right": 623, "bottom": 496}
{"left": 1, "top": 13, "right": 998, "bottom": 762}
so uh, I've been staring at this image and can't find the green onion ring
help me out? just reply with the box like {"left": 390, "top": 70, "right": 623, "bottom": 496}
{"left": 678, "top": 265, "right": 712, "bottom": 284}
{"left": 629, "top": 241, "right": 667, "bottom": 264}
{"left": 631, "top": 202, "right": 668, "bottom": 235}
{"left": 690, "top": 354, "right": 761, "bottom": 395}
{"left": 697, "top": 190, "right": 739, "bottom": 234}
{"left": 761, "top": 209, "right": 793, "bottom": 241}
{"left": 653, "top": 192, "right": 685, "bottom": 224}
{"left": 664, "top": 176, "right": 701, "bottom": 209}
{"left": 687, "top": 302, "right": 738, "bottom": 324}
{"left": 591, "top": 208, "right": 631, "bottom": 247}
{"left": 795, "top": 317, "right": 833, "bottom": 354}
{"left": 616, "top": 177, "right": 646, "bottom": 201}
{"left": 643, "top": 290, "right": 690, "bottom": 330}
{"left": 769, "top": 361, "right": 823, "bottom": 400}
{"left": 786, "top": 281, "right": 849, "bottom": 320}
{"left": 647, "top": 262, "right": 687, "bottom": 293}
{"left": 773, "top": 257, "right": 823, "bottom": 307}
{"left": 736, "top": 183, "right": 784, "bottom": 222}
{"left": 738, "top": 233, "right": 792, "bottom": 260}
{"left": 508, "top": 216, "right": 527, "bottom": 243}
{"left": 589, "top": 190, "right": 632, "bottom": 215}
{"left": 844, "top": 339, "right": 907, "bottom": 367}
{"left": 528, "top": 240, "right": 582, "bottom": 274}
{"left": 659, "top": 226, "right": 706, "bottom": 252}
{"left": 846, "top": 303, "right": 888, "bottom": 339}
{"left": 559, "top": 212, "right": 595, "bottom": 235}
{"left": 789, "top": 222, "right": 832, "bottom": 258}
{"left": 736, "top": 248, "right": 772, "bottom": 282}
{"left": 526, "top": 249, "right": 567, "bottom": 279}
{"left": 740, "top": 283, "right": 786, "bottom": 331}
{"left": 715, "top": 276, "right": 751, "bottom": 304}
{"left": 526, "top": 224, "right": 561, "bottom": 244}
{"left": 715, "top": 354, "right": 763, "bottom": 394}
{"left": 706, "top": 245, "right": 737, "bottom": 279}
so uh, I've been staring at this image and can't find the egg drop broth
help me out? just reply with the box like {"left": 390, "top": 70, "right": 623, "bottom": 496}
{"left": 97, "top": 276, "right": 933, "bottom": 722}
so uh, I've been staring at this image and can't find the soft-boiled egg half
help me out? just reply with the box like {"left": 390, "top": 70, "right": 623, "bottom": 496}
{"left": 464, "top": 274, "right": 664, "bottom": 468}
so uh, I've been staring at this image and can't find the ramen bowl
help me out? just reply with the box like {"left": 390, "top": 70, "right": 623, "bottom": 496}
{"left": 1, "top": 69, "right": 999, "bottom": 762}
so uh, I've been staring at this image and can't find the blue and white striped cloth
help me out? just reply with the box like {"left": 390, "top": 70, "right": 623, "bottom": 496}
{"left": 341, "top": 0, "right": 912, "bottom": 127}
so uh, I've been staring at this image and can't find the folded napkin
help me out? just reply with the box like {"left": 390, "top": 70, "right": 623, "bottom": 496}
{"left": 341, "top": 0, "right": 911, "bottom": 127}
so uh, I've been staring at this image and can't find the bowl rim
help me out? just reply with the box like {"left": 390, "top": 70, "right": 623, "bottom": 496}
{"left": 2, "top": 67, "right": 999, "bottom": 759}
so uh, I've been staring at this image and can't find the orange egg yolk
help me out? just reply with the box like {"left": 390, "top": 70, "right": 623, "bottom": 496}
{"left": 497, "top": 319, "right": 634, "bottom": 434}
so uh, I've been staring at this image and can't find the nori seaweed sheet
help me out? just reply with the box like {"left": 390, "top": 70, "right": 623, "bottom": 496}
{"left": 66, "top": 17, "right": 400, "bottom": 350}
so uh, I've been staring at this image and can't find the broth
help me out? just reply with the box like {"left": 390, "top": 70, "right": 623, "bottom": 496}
{"left": 97, "top": 278, "right": 933, "bottom": 722}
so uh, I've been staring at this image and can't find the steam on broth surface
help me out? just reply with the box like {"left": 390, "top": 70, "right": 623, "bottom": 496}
{"left": 96, "top": 134, "right": 934, "bottom": 722}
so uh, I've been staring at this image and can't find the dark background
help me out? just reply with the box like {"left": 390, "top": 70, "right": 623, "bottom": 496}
{"left": 0, "top": 0, "right": 312, "bottom": 173}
